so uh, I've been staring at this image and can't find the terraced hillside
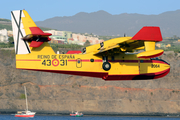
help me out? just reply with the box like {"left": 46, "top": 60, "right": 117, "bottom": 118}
{"left": 0, "top": 49, "right": 179, "bottom": 115}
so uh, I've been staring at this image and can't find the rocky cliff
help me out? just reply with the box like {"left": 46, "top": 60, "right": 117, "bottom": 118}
{"left": 0, "top": 49, "right": 179, "bottom": 115}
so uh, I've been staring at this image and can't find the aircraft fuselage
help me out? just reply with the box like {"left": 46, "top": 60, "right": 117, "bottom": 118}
{"left": 16, "top": 53, "right": 170, "bottom": 80}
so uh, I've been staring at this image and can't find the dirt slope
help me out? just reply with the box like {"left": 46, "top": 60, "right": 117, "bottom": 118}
{"left": 0, "top": 49, "right": 179, "bottom": 115}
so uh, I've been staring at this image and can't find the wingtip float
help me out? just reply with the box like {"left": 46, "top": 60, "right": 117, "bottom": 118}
{"left": 11, "top": 10, "right": 170, "bottom": 81}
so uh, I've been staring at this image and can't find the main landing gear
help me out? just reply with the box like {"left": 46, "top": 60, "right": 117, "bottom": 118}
{"left": 102, "top": 56, "right": 111, "bottom": 71}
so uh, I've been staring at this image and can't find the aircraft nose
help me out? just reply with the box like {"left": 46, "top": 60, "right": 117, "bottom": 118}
{"left": 164, "top": 64, "right": 170, "bottom": 69}
{"left": 162, "top": 60, "right": 170, "bottom": 69}
{"left": 153, "top": 60, "right": 170, "bottom": 79}
{"left": 162, "top": 60, "right": 170, "bottom": 74}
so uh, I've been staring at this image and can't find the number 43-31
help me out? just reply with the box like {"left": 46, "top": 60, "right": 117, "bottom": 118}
{"left": 42, "top": 60, "right": 67, "bottom": 66}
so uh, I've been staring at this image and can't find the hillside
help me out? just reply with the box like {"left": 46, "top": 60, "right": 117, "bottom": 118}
{"left": 36, "top": 10, "right": 180, "bottom": 37}
{"left": 0, "top": 49, "right": 179, "bottom": 115}
{"left": 0, "top": 19, "right": 52, "bottom": 31}
{"left": 0, "top": 18, "right": 12, "bottom": 30}
{"left": 2, "top": 10, "right": 180, "bottom": 37}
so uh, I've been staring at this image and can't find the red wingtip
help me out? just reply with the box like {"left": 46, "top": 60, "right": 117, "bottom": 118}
{"left": 30, "top": 41, "right": 43, "bottom": 47}
{"left": 131, "top": 26, "right": 162, "bottom": 41}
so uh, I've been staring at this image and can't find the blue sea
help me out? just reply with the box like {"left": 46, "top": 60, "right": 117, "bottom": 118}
{"left": 0, "top": 115, "right": 180, "bottom": 120}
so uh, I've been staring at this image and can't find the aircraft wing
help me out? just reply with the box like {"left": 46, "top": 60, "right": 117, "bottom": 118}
{"left": 95, "top": 44, "right": 120, "bottom": 54}
{"left": 22, "top": 27, "right": 52, "bottom": 47}
{"left": 94, "top": 37, "right": 144, "bottom": 55}
{"left": 93, "top": 26, "right": 163, "bottom": 58}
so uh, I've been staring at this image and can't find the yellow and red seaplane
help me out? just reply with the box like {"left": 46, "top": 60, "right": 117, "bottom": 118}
{"left": 11, "top": 10, "right": 170, "bottom": 81}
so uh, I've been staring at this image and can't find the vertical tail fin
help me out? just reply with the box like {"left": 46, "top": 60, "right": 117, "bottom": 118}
{"left": 11, "top": 10, "right": 54, "bottom": 55}
{"left": 11, "top": 10, "right": 31, "bottom": 54}
{"left": 131, "top": 26, "right": 164, "bottom": 58}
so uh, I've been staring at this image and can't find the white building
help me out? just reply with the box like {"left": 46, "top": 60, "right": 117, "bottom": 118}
{"left": 0, "top": 29, "right": 8, "bottom": 42}
{"left": 72, "top": 33, "right": 104, "bottom": 45}
{"left": 44, "top": 30, "right": 63, "bottom": 36}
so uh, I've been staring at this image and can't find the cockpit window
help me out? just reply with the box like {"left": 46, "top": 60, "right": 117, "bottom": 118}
{"left": 150, "top": 57, "right": 159, "bottom": 60}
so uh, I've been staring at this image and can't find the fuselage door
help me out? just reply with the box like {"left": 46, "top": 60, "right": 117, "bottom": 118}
{"left": 76, "top": 58, "right": 82, "bottom": 68}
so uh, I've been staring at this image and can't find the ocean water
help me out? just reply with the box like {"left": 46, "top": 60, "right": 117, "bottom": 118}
{"left": 0, "top": 115, "right": 180, "bottom": 120}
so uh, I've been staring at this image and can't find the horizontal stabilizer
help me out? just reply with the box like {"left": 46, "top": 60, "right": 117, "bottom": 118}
{"left": 22, "top": 27, "right": 52, "bottom": 48}
{"left": 131, "top": 26, "right": 162, "bottom": 41}
{"left": 22, "top": 33, "right": 52, "bottom": 40}
{"left": 31, "top": 33, "right": 52, "bottom": 36}
{"left": 137, "top": 50, "right": 164, "bottom": 58}
{"left": 29, "top": 41, "right": 44, "bottom": 47}
{"left": 29, "top": 27, "right": 51, "bottom": 35}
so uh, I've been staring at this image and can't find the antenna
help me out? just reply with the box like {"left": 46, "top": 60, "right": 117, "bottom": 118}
{"left": 24, "top": 86, "right": 28, "bottom": 111}
{"left": 124, "top": 33, "right": 126, "bottom": 37}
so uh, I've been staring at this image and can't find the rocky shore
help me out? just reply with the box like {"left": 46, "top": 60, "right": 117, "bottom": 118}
{"left": 0, "top": 49, "right": 179, "bottom": 115}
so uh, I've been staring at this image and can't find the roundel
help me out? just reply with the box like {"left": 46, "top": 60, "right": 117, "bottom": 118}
{"left": 52, "top": 59, "right": 59, "bottom": 66}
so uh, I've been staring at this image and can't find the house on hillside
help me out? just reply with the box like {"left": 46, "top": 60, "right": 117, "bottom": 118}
{"left": 49, "top": 35, "right": 67, "bottom": 44}
{"left": 72, "top": 33, "right": 104, "bottom": 45}
{"left": 44, "top": 30, "right": 104, "bottom": 45}
{"left": 0, "top": 29, "right": 8, "bottom": 42}
{"left": 44, "top": 30, "right": 72, "bottom": 44}
{"left": 44, "top": 30, "right": 63, "bottom": 36}
{"left": 156, "top": 43, "right": 171, "bottom": 48}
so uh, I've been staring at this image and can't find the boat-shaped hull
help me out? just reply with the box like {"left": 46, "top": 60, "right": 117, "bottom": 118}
{"left": 70, "top": 113, "right": 83, "bottom": 117}
{"left": 15, "top": 114, "right": 35, "bottom": 117}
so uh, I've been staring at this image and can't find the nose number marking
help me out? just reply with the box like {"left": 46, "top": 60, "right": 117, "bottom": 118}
{"left": 151, "top": 64, "right": 160, "bottom": 68}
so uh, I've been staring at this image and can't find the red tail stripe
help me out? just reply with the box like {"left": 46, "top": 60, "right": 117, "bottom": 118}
{"left": 16, "top": 59, "right": 41, "bottom": 61}
{"left": 67, "top": 59, "right": 167, "bottom": 64}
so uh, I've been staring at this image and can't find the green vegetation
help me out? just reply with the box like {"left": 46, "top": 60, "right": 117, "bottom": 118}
{"left": 49, "top": 43, "right": 83, "bottom": 52}
{"left": 0, "top": 41, "right": 83, "bottom": 52}
{"left": 8, "top": 36, "right": 13, "bottom": 43}
{"left": 0, "top": 42, "right": 11, "bottom": 48}
{"left": 0, "top": 37, "right": 14, "bottom": 48}
{"left": 39, "top": 27, "right": 54, "bottom": 31}
{"left": 84, "top": 40, "right": 90, "bottom": 47}
{"left": 99, "top": 36, "right": 119, "bottom": 41}
{"left": 163, "top": 43, "right": 180, "bottom": 53}
{"left": 0, "top": 24, "right": 12, "bottom": 30}
{"left": 0, "top": 36, "right": 83, "bottom": 52}
{"left": 156, "top": 36, "right": 180, "bottom": 53}
{"left": 163, "top": 35, "right": 179, "bottom": 41}
{"left": 0, "top": 24, "right": 51, "bottom": 31}
{"left": 19, "top": 94, "right": 25, "bottom": 99}
{"left": 0, "top": 18, "right": 11, "bottom": 22}
{"left": 172, "top": 90, "right": 179, "bottom": 93}
{"left": 0, "top": 19, "right": 51, "bottom": 31}
{"left": 1, "top": 33, "right": 180, "bottom": 54}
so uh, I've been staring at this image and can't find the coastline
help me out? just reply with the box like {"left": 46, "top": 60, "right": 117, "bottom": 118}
{"left": 0, "top": 109, "right": 179, "bottom": 117}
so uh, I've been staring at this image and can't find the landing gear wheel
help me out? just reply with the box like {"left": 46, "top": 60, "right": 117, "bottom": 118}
{"left": 102, "top": 62, "right": 111, "bottom": 71}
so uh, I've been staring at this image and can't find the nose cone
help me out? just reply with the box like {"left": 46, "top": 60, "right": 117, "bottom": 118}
{"left": 154, "top": 61, "right": 170, "bottom": 79}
